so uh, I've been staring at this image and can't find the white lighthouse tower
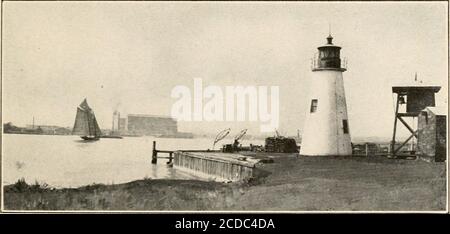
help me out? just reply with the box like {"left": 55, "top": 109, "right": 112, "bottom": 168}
{"left": 300, "top": 35, "right": 352, "bottom": 156}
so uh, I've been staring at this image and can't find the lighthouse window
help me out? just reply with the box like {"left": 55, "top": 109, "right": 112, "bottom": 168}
{"left": 343, "top": 120, "right": 349, "bottom": 134}
{"left": 329, "top": 50, "right": 335, "bottom": 57}
{"left": 310, "top": 99, "right": 318, "bottom": 113}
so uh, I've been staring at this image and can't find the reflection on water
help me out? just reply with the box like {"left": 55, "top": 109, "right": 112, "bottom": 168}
{"left": 2, "top": 134, "right": 258, "bottom": 188}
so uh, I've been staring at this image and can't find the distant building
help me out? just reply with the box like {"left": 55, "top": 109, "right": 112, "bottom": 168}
{"left": 54, "top": 127, "right": 72, "bottom": 135}
{"left": 113, "top": 113, "right": 194, "bottom": 137}
{"left": 417, "top": 106, "right": 447, "bottom": 162}
{"left": 119, "top": 114, "right": 177, "bottom": 136}
{"left": 118, "top": 117, "right": 128, "bottom": 132}
{"left": 26, "top": 125, "right": 58, "bottom": 131}
{"left": 25, "top": 125, "right": 71, "bottom": 135}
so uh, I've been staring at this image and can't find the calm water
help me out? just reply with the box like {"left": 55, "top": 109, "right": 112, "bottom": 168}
{"left": 2, "top": 134, "right": 255, "bottom": 188}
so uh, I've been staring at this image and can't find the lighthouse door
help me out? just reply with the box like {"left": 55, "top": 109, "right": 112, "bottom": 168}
{"left": 342, "top": 120, "right": 349, "bottom": 134}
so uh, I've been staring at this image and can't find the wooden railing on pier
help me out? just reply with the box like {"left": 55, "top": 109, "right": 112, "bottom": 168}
{"left": 151, "top": 141, "right": 175, "bottom": 164}
{"left": 151, "top": 141, "right": 219, "bottom": 164}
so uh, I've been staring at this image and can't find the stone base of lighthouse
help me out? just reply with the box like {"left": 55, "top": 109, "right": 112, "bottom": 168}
{"left": 300, "top": 70, "right": 352, "bottom": 156}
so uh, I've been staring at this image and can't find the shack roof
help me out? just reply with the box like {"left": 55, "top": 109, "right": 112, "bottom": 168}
{"left": 392, "top": 86, "right": 441, "bottom": 94}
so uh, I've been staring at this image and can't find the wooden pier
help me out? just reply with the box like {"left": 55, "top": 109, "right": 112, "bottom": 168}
{"left": 151, "top": 141, "right": 260, "bottom": 182}
{"left": 173, "top": 151, "right": 260, "bottom": 182}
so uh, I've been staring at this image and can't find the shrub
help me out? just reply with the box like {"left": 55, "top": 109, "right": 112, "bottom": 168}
{"left": 6, "top": 178, "right": 50, "bottom": 193}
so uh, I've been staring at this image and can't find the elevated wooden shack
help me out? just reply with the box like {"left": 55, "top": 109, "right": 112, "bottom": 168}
{"left": 391, "top": 85, "right": 441, "bottom": 157}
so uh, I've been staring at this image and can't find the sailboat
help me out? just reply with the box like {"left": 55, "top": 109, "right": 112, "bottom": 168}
{"left": 72, "top": 98, "right": 102, "bottom": 141}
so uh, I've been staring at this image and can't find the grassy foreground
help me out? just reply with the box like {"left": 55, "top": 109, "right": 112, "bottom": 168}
{"left": 3, "top": 156, "right": 446, "bottom": 211}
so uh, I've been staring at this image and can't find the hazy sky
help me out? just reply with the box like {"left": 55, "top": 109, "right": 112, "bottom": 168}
{"left": 2, "top": 1, "right": 448, "bottom": 138}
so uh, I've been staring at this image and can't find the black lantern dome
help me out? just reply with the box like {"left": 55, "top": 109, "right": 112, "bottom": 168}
{"left": 313, "top": 35, "right": 346, "bottom": 71}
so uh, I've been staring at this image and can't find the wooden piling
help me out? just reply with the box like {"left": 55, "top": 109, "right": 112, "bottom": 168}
{"left": 167, "top": 152, "right": 173, "bottom": 164}
{"left": 151, "top": 141, "right": 157, "bottom": 164}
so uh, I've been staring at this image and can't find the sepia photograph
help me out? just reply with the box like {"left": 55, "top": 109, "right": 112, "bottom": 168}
{"left": 0, "top": 1, "right": 448, "bottom": 214}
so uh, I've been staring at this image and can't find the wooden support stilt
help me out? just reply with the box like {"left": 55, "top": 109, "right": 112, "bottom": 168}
{"left": 391, "top": 93, "right": 419, "bottom": 157}
{"left": 391, "top": 94, "right": 400, "bottom": 157}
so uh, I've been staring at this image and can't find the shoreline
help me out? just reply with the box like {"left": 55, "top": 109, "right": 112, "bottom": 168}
{"left": 3, "top": 155, "right": 446, "bottom": 211}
